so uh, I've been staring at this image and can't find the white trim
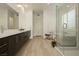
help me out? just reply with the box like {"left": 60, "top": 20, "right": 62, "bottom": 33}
{"left": 55, "top": 47, "right": 64, "bottom": 56}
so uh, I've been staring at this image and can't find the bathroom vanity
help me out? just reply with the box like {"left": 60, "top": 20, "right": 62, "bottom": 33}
{"left": 0, "top": 4, "right": 31, "bottom": 56}
{"left": 0, "top": 30, "right": 31, "bottom": 56}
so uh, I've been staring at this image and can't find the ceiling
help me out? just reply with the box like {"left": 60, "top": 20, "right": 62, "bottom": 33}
{"left": 7, "top": 3, "right": 71, "bottom": 13}
{"left": 7, "top": 3, "right": 53, "bottom": 11}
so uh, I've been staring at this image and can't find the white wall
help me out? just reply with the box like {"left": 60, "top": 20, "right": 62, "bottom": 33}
{"left": 0, "top": 4, "right": 19, "bottom": 32}
{"left": 7, "top": 4, "right": 56, "bottom": 39}
{"left": 43, "top": 6, "right": 56, "bottom": 38}
{"left": 19, "top": 5, "right": 56, "bottom": 39}
{"left": 0, "top": 5, "right": 8, "bottom": 30}
{"left": 7, "top": 4, "right": 33, "bottom": 38}
{"left": 19, "top": 9, "right": 33, "bottom": 39}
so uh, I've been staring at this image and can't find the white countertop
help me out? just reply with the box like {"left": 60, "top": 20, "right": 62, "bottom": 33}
{"left": 0, "top": 29, "right": 30, "bottom": 38}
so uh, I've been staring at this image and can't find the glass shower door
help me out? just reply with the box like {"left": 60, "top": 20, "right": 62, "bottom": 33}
{"left": 56, "top": 6, "right": 64, "bottom": 55}
{"left": 56, "top": 4, "right": 79, "bottom": 56}
{"left": 63, "top": 6, "right": 78, "bottom": 56}
{"left": 63, "top": 9, "right": 76, "bottom": 47}
{"left": 56, "top": 4, "right": 78, "bottom": 56}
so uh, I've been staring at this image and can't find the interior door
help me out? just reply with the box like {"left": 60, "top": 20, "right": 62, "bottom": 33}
{"left": 33, "top": 11, "right": 43, "bottom": 36}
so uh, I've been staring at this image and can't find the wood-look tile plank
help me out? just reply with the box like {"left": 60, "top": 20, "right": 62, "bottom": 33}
{"left": 16, "top": 37, "right": 61, "bottom": 56}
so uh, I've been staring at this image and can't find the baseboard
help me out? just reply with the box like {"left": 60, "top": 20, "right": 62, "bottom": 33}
{"left": 55, "top": 47, "right": 64, "bottom": 56}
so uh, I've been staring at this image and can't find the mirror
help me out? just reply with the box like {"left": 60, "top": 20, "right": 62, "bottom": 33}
{"left": 0, "top": 8, "right": 3, "bottom": 33}
{"left": 0, "top": 4, "right": 19, "bottom": 34}
{"left": 8, "top": 10, "right": 19, "bottom": 29}
{"left": 8, "top": 13, "right": 14, "bottom": 29}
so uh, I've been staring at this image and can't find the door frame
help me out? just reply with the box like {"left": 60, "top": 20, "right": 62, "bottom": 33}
{"left": 32, "top": 10, "right": 43, "bottom": 37}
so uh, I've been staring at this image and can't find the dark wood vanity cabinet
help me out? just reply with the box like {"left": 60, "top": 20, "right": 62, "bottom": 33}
{"left": 0, "top": 30, "right": 31, "bottom": 56}
{"left": 0, "top": 37, "right": 9, "bottom": 56}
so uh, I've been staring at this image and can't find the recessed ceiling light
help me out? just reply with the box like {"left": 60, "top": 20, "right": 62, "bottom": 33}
{"left": 17, "top": 5, "right": 23, "bottom": 8}
{"left": 17, "top": 5, "right": 24, "bottom": 13}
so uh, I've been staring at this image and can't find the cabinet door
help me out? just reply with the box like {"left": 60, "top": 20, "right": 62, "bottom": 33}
{"left": 0, "top": 44, "right": 8, "bottom": 56}
{"left": 8, "top": 35, "right": 16, "bottom": 56}
{"left": 27, "top": 31, "right": 31, "bottom": 39}
{"left": 0, "top": 37, "right": 9, "bottom": 56}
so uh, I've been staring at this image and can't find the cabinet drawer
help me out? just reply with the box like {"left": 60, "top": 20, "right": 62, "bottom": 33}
{"left": 0, "top": 51, "right": 8, "bottom": 56}
{"left": 20, "top": 33, "right": 26, "bottom": 39}
{"left": 0, "top": 43, "right": 8, "bottom": 55}
{"left": 0, "top": 38, "right": 8, "bottom": 46}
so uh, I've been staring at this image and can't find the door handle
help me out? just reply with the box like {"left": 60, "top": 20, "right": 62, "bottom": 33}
{"left": 64, "top": 23, "right": 67, "bottom": 29}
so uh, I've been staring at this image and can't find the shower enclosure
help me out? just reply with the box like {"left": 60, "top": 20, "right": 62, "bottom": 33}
{"left": 56, "top": 3, "right": 79, "bottom": 56}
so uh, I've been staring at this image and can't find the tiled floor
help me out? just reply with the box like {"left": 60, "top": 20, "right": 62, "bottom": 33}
{"left": 16, "top": 37, "right": 61, "bottom": 56}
